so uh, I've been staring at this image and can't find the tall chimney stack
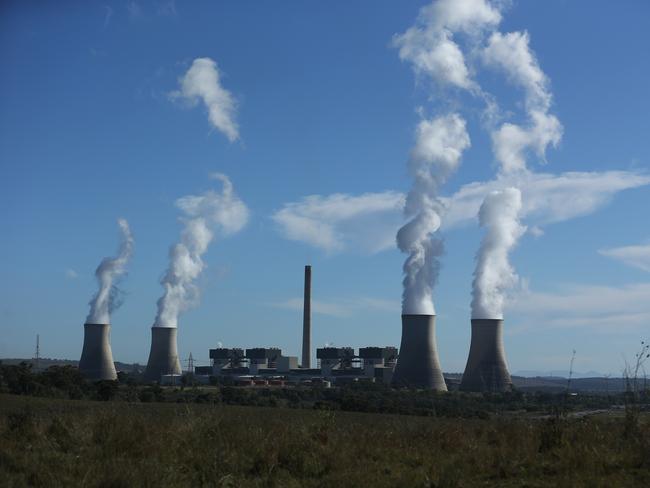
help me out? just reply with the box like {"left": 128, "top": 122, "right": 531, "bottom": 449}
{"left": 302, "top": 265, "right": 312, "bottom": 368}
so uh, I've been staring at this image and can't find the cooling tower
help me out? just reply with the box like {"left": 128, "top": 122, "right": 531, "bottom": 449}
{"left": 302, "top": 265, "right": 312, "bottom": 368}
{"left": 144, "top": 326, "right": 182, "bottom": 382}
{"left": 460, "top": 319, "right": 512, "bottom": 392}
{"left": 392, "top": 315, "right": 447, "bottom": 390}
{"left": 79, "top": 323, "right": 117, "bottom": 381}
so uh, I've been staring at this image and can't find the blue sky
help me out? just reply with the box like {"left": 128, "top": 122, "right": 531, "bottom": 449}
{"left": 1, "top": 0, "right": 649, "bottom": 375}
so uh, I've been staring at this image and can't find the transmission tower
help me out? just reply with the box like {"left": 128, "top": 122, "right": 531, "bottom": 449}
{"left": 34, "top": 334, "right": 40, "bottom": 372}
{"left": 187, "top": 352, "right": 194, "bottom": 374}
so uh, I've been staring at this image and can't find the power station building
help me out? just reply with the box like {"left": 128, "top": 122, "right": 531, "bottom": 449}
{"left": 200, "top": 345, "right": 398, "bottom": 386}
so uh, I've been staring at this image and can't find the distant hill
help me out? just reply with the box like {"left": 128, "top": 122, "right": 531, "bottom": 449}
{"left": 510, "top": 375, "right": 628, "bottom": 393}
{"left": 0, "top": 358, "right": 142, "bottom": 373}
{"left": 446, "top": 372, "right": 628, "bottom": 393}
{"left": 514, "top": 370, "right": 608, "bottom": 379}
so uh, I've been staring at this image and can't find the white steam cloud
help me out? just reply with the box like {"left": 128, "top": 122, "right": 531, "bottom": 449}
{"left": 397, "top": 113, "right": 470, "bottom": 315}
{"left": 393, "top": 0, "right": 501, "bottom": 90}
{"left": 394, "top": 0, "right": 565, "bottom": 320}
{"left": 154, "top": 174, "right": 248, "bottom": 328}
{"left": 483, "top": 31, "right": 562, "bottom": 174}
{"left": 468, "top": 16, "right": 559, "bottom": 318}
{"left": 86, "top": 219, "right": 134, "bottom": 324}
{"left": 467, "top": 9, "right": 564, "bottom": 319}
{"left": 170, "top": 58, "right": 239, "bottom": 142}
{"left": 471, "top": 188, "right": 526, "bottom": 319}
{"left": 393, "top": 0, "right": 500, "bottom": 316}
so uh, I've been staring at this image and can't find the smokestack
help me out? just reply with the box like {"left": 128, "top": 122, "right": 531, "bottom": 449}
{"left": 302, "top": 265, "right": 311, "bottom": 368}
{"left": 460, "top": 319, "right": 512, "bottom": 392}
{"left": 79, "top": 323, "right": 117, "bottom": 381}
{"left": 392, "top": 315, "right": 447, "bottom": 390}
{"left": 144, "top": 327, "right": 182, "bottom": 382}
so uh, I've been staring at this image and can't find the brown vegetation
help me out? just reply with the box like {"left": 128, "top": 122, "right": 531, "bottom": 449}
{"left": 1, "top": 394, "right": 649, "bottom": 487}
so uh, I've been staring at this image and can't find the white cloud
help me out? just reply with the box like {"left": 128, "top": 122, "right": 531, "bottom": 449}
{"left": 272, "top": 171, "right": 649, "bottom": 253}
{"left": 127, "top": 1, "right": 142, "bottom": 20}
{"left": 443, "top": 170, "right": 650, "bottom": 230}
{"left": 157, "top": 0, "right": 177, "bottom": 17}
{"left": 269, "top": 296, "right": 399, "bottom": 318}
{"left": 169, "top": 58, "right": 239, "bottom": 142}
{"left": 599, "top": 244, "right": 650, "bottom": 272}
{"left": 271, "top": 191, "right": 405, "bottom": 254}
{"left": 65, "top": 269, "right": 78, "bottom": 279}
{"left": 393, "top": 0, "right": 501, "bottom": 90}
{"left": 508, "top": 282, "right": 650, "bottom": 332}
{"left": 102, "top": 5, "right": 113, "bottom": 28}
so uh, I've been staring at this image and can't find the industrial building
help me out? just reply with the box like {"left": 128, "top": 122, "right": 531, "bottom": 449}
{"left": 197, "top": 345, "right": 398, "bottom": 386}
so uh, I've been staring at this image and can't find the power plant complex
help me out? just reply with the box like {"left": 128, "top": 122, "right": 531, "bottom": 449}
{"left": 78, "top": 265, "right": 512, "bottom": 392}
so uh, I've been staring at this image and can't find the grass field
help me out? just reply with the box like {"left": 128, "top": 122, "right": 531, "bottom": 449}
{"left": 1, "top": 393, "right": 649, "bottom": 487}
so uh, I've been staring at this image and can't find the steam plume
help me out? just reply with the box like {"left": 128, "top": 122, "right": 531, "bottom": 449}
{"left": 154, "top": 174, "right": 248, "bottom": 328}
{"left": 471, "top": 188, "right": 525, "bottom": 319}
{"left": 483, "top": 31, "right": 562, "bottom": 174}
{"left": 170, "top": 58, "right": 239, "bottom": 142}
{"left": 393, "top": 0, "right": 501, "bottom": 90}
{"left": 397, "top": 114, "right": 470, "bottom": 314}
{"left": 86, "top": 219, "right": 134, "bottom": 324}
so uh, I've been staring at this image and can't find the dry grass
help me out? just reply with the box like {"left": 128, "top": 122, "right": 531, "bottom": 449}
{"left": 1, "top": 394, "right": 649, "bottom": 487}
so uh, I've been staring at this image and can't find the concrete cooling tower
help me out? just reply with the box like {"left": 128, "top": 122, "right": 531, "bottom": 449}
{"left": 391, "top": 315, "right": 447, "bottom": 390}
{"left": 460, "top": 319, "right": 512, "bottom": 392}
{"left": 144, "top": 327, "right": 182, "bottom": 382}
{"left": 79, "top": 323, "right": 117, "bottom": 381}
